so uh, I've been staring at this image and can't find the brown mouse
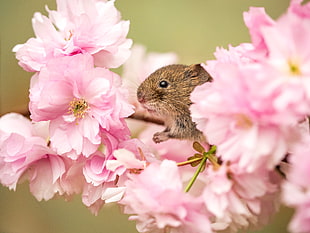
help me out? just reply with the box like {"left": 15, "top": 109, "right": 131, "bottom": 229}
{"left": 136, "top": 64, "right": 212, "bottom": 143}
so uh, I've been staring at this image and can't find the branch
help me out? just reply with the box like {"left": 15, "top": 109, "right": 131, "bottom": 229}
{"left": 1, "top": 105, "right": 30, "bottom": 118}
{"left": 128, "top": 111, "right": 164, "bottom": 125}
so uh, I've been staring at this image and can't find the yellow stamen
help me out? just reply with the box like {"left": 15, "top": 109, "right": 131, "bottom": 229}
{"left": 288, "top": 60, "right": 301, "bottom": 76}
{"left": 235, "top": 113, "right": 253, "bottom": 129}
{"left": 68, "top": 98, "right": 89, "bottom": 119}
{"left": 65, "top": 30, "right": 73, "bottom": 41}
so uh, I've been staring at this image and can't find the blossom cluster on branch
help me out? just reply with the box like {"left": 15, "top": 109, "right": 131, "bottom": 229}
{"left": 1, "top": 0, "right": 310, "bottom": 232}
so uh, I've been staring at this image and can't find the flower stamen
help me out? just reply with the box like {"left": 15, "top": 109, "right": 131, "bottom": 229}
{"left": 65, "top": 30, "right": 74, "bottom": 41}
{"left": 288, "top": 60, "right": 301, "bottom": 76}
{"left": 235, "top": 113, "right": 253, "bottom": 129}
{"left": 68, "top": 98, "right": 90, "bottom": 119}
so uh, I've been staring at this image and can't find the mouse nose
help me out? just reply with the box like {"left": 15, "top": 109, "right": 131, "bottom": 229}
{"left": 137, "top": 91, "right": 145, "bottom": 103}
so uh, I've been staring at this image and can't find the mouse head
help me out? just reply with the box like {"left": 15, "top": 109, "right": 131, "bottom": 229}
{"left": 137, "top": 64, "right": 211, "bottom": 117}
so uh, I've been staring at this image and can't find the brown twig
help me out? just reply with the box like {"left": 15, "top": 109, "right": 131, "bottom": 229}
{"left": 128, "top": 111, "right": 164, "bottom": 125}
{"left": 1, "top": 105, "right": 30, "bottom": 118}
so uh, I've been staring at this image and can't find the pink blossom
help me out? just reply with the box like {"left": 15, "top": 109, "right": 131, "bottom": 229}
{"left": 243, "top": 2, "right": 310, "bottom": 120}
{"left": 29, "top": 54, "right": 134, "bottom": 158}
{"left": 0, "top": 113, "right": 73, "bottom": 201}
{"left": 282, "top": 136, "right": 310, "bottom": 233}
{"left": 244, "top": 3, "right": 310, "bottom": 79}
{"left": 107, "top": 148, "right": 146, "bottom": 171}
{"left": 259, "top": 14, "right": 310, "bottom": 79}
{"left": 0, "top": 113, "right": 48, "bottom": 189}
{"left": 191, "top": 60, "right": 303, "bottom": 172}
{"left": 191, "top": 7, "right": 310, "bottom": 169}
{"left": 120, "top": 160, "right": 213, "bottom": 233}
{"left": 57, "top": 158, "right": 85, "bottom": 197}
{"left": 289, "top": 0, "right": 310, "bottom": 19}
{"left": 243, "top": 7, "right": 275, "bottom": 58}
{"left": 83, "top": 152, "right": 124, "bottom": 186}
{"left": 82, "top": 178, "right": 127, "bottom": 215}
{"left": 26, "top": 154, "right": 66, "bottom": 201}
{"left": 83, "top": 139, "right": 152, "bottom": 191}
{"left": 82, "top": 138, "right": 152, "bottom": 187}
{"left": 202, "top": 43, "right": 254, "bottom": 77}
{"left": 13, "top": 0, "right": 132, "bottom": 72}
{"left": 190, "top": 3, "right": 310, "bottom": 230}
{"left": 82, "top": 182, "right": 105, "bottom": 215}
{"left": 105, "top": 139, "right": 156, "bottom": 183}
{"left": 82, "top": 182, "right": 120, "bottom": 215}
{"left": 82, "top": 138, "right": 154, "bottom": 214}
{"left": 28, "top": 155, "right": 85, "bottom": 201}
{"left": 191, "top": 2, "right": 310, "bottom": 172}
{"left": 202, "top": 163, "right": 280, "bottom": 232}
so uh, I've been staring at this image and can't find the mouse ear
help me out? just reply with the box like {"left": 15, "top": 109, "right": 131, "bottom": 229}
{"left": 185, "top": 64, "right": 213, "bottom": 83}
{"left": 185, "top": 64, "right": 204, "bottom": 77}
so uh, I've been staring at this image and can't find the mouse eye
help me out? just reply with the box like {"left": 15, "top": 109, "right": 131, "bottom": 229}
{"left": 159, "top": 80, "right": 169, "bottom": 88}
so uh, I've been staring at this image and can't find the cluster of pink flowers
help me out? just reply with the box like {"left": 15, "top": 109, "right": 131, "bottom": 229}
{"left": 0, "top": 0, "right": 151, "bottom": 215}
{"left": 1, "top": 0, "right": 310, "bottom": 232}
{"left": 190, "top": 0, "right": 310, "bottom": 232}
{"left": 13, "top": 0, "right": 132, "bottom": 71}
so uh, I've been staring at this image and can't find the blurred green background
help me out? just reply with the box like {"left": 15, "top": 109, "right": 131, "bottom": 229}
{"left": 0, "top": 0, "right": 295, "bottom": 232}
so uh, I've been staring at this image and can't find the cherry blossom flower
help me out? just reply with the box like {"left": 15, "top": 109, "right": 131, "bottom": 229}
{"left": 29, "top": 54, "right": 134, "bottom": 158}
{"left": 289, "top": 0, "right": 310, "bottom": 19}
{"left": 0, "top": 113, "right": 70, "bottom": 201}
{"left": 202, "top": 162, "right": 280, "bottom": 232}
{"left": 191, "top": 6, "right": 310, "bottom": 170}
{"left": 13, "top": 0, "right": 132, "bottom": 72}
{"left": 83, "top": 152, "right": 123, "bottom": 186}
{"left": 0, "top": 113, "right": 49, "bottom": 189}
{"left": 202, "top": 43, "right": 254, "bottom": 77}
{"left": 120, "top": 160, "right": 213, "bottom": 233}
{"left": 26, "top": 154, "right": 66, "bottom": 201}
{"left": 82, "top": 139, "right": 154, "bottom": 215}
{"left": 108, "top": 139, "right": 154, "bottom": 176}
{"left": 82, "top": 181, "right": 127, "bottom": 215}
{"left": 243, "top": 7, "right": 275, "bottom": 58}
{"left": 82, "top": 139, "right": 151, "bottom": 189}
{"left": 191, "top": 60, "right": 303, "bottom": 172}
{"left": 244, "top": 3, "right": 310, "bottom": 80}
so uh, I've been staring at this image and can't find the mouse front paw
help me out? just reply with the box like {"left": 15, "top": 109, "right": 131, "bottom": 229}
{"left": 153, "top": 131, "right": 170, "bottom": 143}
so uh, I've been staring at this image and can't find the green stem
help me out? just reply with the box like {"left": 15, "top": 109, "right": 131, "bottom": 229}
{"left": 184, "top": 155, "right": 208, "bottom": 192}
{"left": 206, "top": 145, "right": 219, "bottom": 169}
{"left": 184, "top": 145, "right": 217, "bottom": 193}
{"left": 207, "top": 145, "right": 217, "bottom": 155}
